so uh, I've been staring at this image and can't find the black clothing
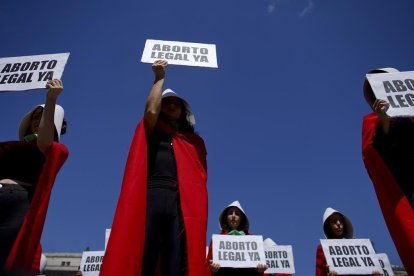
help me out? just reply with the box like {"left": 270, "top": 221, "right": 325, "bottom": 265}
{"left": 373, "top": 117, "right": 414, "bottom": 208}
{"left": 147, "top": 131, "right": 178, "bottom": 190}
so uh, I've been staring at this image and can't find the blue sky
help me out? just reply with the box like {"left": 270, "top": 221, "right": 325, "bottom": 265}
{"left": 1, "top": 0, "right": 413, "bottom": 274}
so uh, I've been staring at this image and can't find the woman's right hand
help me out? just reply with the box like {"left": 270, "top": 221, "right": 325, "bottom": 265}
{"left": 210, "top": 261, "right": 220, "bottom": 273}
{"left": 373, "top": 99, "right": 391, "bottom": 134}
{"left": 152, "top": 60, "right": 168, "bottom": 81}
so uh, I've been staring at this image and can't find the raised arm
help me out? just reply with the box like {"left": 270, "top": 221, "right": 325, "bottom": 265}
{"left": 37, "top": 79, "right": 63, "bottom": 154}
{"left": 144, "top": 60, "right": 168, "bottom": 134}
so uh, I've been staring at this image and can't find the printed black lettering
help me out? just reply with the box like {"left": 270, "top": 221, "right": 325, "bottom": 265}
{"left": 0, "top": 75, "right": 10, "bottom": 84}
{"left": 387, "top": 95, "right": 400, "bottom": 108}
{"left": 152, "top": 44, "right": 161, "bottom": 51}
{"left": 172, "top": 46, "right": 180, "bottom": 52}
{"left": 200, "top": 48, "right": 208, "bottom": 54}
{"left": 29, "top": 62, "right": 40, "bottom": 71}
{"left": 393, "top": 80, "right": 407, "bottom": 92}
{"left": 20, "top": 62, "right": 31, "bottom": 71}
{"left": 395, "top": 94, "right": 409, "bottom": 107}
{"left": 405, "top": 79, "right": 414, "bottom": 90}
{"left": 405, "top": 94, "right": 414, "bottom": 106}
{"left": 281, "top": 260, "right": 290, "bottom": 268}
{"left": 8, "top": 74, "right": 19, "bottom": 83}
{"left": 39, "top": 60, "right": 49, "bottom": 70}
{"left": 383, "top": 81, "right": 396, "bottom": 93}
{"left": 162, "top": 45, "right": 171, "bottom": 51}
{"left": 11, "top": 63, "right": 21, "bottom": 72}
{"left": 1, "top": 64, "right": 11, "bottom": 73}
{"left": 47, "top": 60, "right": 57, "bottom": 69}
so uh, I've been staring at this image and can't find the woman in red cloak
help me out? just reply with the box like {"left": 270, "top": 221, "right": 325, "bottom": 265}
{"left": 0, "top": 79, "right": 68, "bottom": 275}
{"left": 362, "top": 68, "right": 414, "bottom": 275}
{"left": 101, "top": 60, "right": 208, "bottom": 276}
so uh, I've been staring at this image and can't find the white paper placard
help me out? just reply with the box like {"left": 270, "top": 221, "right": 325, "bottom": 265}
{"left": 0, "top": 53, "right": 70, "bottom": 92}
{"left": 366, "top": 71, "right": 414, "bottom": 117}
{"left": 212, "top": 234, "right": 266, "bottom": 268}
{"left": 320, "top": 239, "right": 382, "bottom": 275}
{"left": 264, "top": 244, "right": 295, "bottom": 274}
{"left": 141, "top": 39, "right": 217, "bottom": 68}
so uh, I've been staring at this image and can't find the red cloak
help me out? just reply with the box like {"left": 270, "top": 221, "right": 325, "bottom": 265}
{"left": 4, "top": 142, "right": 69, "bottom": 274}
{"left": 101, "top": 120, "right": 208, "bottom": 276}
{"left": 362, "top": 113, "right": 414, "bottom": 274}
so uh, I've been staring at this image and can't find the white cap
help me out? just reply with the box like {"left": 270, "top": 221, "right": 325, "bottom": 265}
{"left": 19, "top": 104, "right": 66, "bottom": 141}
{"left": 162, "top": 89, "right": 195, "bottom": 126}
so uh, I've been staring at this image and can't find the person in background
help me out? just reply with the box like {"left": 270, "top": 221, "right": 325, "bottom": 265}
{"left": 207, "top": 200, "right": 267, "bottom": 276}
{"left": 315, "top": 207, "right": 380, "bottom": 276}
{"left": 101, "top": 60, "right": 208, "bottom": 276}
{"left": 0, "top": 79, "right": 68, "bottom": 275}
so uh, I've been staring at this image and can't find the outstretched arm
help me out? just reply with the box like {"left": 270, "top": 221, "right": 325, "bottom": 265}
{"left": 144, "top": 60, "right": 168, "bottom": 134}
{"left": 37, "top": 79, "right": 63, "bottom": 154}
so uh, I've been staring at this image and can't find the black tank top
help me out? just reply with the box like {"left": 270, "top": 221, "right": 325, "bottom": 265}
{"left": 0, "top": 141, "right": 45, "bottom": 186}
{"left": 147, "top": 131, "right": 178, "bottom": 190}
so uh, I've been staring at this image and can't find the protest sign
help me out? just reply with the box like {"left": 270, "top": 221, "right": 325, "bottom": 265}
{"left": 376, "top": 253, "right": 394, "bottom": 276}
{"left": 212, "top": 234, "right": 266, "bottom": 268}
{"left": 80, "top": 251, "right": 105, "bottom": 276}
{"left": 321, "top": 239, "right": 382, "bottom": 275}
{"left": 264, "top": 244, "right": 295, "bottom": 274}
{"left": 0, "top": 53, "right": 70, "bottom": 92}
{"left": 141, "top": 39, "right": 218, "bottom": 68}
{"left": 366, "top": 71, "right": 414, "bottom": 117}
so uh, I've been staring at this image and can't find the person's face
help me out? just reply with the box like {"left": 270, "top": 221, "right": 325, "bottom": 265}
{"left": 161, "top": 97, "right": 182, "bottom": 121}
{"left": 226, "top": 207, "right": 242, "bottom": 230}
{"left": 328, "top": 213, "right": 345, "bottom": 238}
{"left": 30, "top": 107, "right": 43, "bottom": 134}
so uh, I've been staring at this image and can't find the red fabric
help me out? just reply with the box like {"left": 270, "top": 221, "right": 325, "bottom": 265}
{"left": 101, "top": 120, "right": 208, "bottom": 276}
{"left": 362, "top": 113, "right": 414, "bottom": 275}
{"left": 315, "top": 244, "right": 327, "bottom": 276}
{"left": 4, "top": 142, "right": 69, "bottom": 274}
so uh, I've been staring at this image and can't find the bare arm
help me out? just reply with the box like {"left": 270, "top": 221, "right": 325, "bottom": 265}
{"left": 144, "top": 60, "right": 168, "bottom": 134}
{"left": 37, "top": 79, "right": 63, "bottom": 154}
{"left": 373, "top": 99, "right": 391, "bottom": 134}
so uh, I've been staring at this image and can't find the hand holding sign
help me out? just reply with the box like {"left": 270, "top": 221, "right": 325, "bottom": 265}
{"left": 152, "top": 60, "right": 168, "bottom": 81}
{"left": 372, "top": 99, "right": 391, "bottom": 134}
{"left": 46, "top": 79, "right": 63, "bottom": 100}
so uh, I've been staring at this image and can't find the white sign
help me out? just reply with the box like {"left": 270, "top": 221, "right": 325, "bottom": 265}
{"left": 366, "top": 71, "right": 414, "bottom": 117}
{"left": 141, "top": 39, "right": 218, "bottom": 68}
{"left": 0, "top": 53, "right": 70, "bottom": 92}
{"left": 321, "top": 239, "right": 382, "bottom": 275}
{"left": 80, "top": 251, "right": 104, "bottom": 276}
{"left": 264, "top": 245, "right": 295, "bottom": 274}
{"left": 376, "top": 253, "right": 394, "bottom": 276}
{"left": 212, "top": 234, "right": 266, "bottom": 268}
